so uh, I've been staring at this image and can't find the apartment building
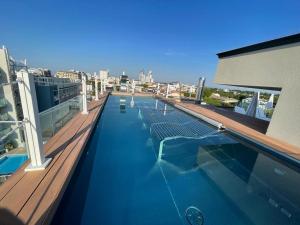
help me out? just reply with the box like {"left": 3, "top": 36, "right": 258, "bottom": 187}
{"left": 34, "top": 76, "right": 81, "bottom": 112}
{"left": 0, "top": 47, "right": 24, "bottom": 150}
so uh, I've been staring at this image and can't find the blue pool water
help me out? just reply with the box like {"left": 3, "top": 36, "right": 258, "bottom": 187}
{"left": 0, "top": 154, "right": 28, "bottom": 175}
{"left": 52, "top": 96, "right": 300, "bottom": 225}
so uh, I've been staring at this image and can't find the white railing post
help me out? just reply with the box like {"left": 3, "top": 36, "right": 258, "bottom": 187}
{"left": 103, "top": 80, "right": 106, "bottom": 92}
{"left": 131, "top": 79, "right": 135, "bottom": 94}
{"left": 166, "top": 84, "right": 170, "bottom": 98}
{"left": 100, "top": 79, "right": 103, "bottom": 95}
{"left": 17, "top": 70, "right": 51, "bottom": 171}
{"left": 82, "top": 74, "right": 88, "bottom": 114}
{"left": 94, "top": 72, "right": 99, "bottom": 101}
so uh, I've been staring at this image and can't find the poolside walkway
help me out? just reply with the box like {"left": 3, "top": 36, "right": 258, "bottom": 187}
{"left": 0, "top": 94, "right": 108, "bottom": 225}
{"left": 157, "top": 96, "right": 300, "bottom": 159}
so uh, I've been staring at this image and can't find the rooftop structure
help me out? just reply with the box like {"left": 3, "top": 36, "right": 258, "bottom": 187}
{"left": 214, "top": 33, "right": 300, "bottom": 148}
{"left": 28, "top": 68, "right": 52, "bottom": 77}
{"left": 56, "top": 70, "right": 83, "bottom": 81}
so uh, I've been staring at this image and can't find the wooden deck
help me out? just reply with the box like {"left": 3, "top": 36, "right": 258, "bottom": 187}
{"left": 158, "top": 97, "right": 300, "bottom": 159}
{"left": 0, "top": 94, "right": 108, "bottom": 225}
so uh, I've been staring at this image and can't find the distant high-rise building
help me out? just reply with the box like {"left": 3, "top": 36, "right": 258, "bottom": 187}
{"left": 99, "top": 70, "right": 109, "bottom": 80}
{"left": 139, "top": 70, "right": 154, "bottom": 84}
{"left": 139, "top": 70, "right": 146, "bottom": 84}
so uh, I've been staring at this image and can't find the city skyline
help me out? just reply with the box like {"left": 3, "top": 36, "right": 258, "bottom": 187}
{"left": 1, "top": 0, "right": 300, "bottom": 86}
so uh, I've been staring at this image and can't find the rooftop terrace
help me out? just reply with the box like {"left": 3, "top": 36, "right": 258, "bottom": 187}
{"left": 0, "top": 93, "right": 299, "bottom": 224}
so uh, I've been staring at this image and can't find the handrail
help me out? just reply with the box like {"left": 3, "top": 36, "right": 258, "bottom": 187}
{"left": 0, "top": 121, "right": 24, "bottom": 124}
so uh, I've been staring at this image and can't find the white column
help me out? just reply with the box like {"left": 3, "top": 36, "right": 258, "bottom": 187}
{"left": 82, "top": 74, "right": 88, "bottom": 114}
{"left": 132, "top": 80, "right": 135, "bottom": 94}
{"left": 166, "top": 84, "right": 170, "bottom": 98}
{"left": 17, "top": 70, "right": 51, "bottom": 171}
{"left": 103, "top": 80, "right": 106, "bottom": 92}
{"left": 157, "top": 83, "right": 160, "bottom": 95}
{"left": 94, "top": 72, "right": 99, "bottom": 101}
{"left": 100, "top": 79, "right": 103, "bottom": 95}
{"left": 155, "top": 99, "right": 158, "bottom": 109}
{"left": 164, "top": 104, "right": 167, "bottom": 116}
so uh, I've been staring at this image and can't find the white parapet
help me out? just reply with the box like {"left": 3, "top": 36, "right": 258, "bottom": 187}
{"left": 17, "top": 70, "right": 51, "bottom": 171}
{"left": 82, "top": 74, "right": 89, "bottom": 114}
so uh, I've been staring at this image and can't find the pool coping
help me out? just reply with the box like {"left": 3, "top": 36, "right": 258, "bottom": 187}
{"left": 0, "top": 94, "right": 109, "bottom": 225}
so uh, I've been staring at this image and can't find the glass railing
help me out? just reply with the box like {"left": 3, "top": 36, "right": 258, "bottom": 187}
{"left": 0, "top": 112, "right": 9, "bottom": 121}
{"left": 39, "top": 95, "right": 83, "bottom": 143}
{"left": 0, "top": 98, "right": 7, "bottom": 108}
{"left": 0, "top": 124, "right": 29, "bottom": 185}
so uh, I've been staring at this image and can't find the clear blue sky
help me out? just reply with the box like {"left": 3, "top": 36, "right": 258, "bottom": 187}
{"left": 1, "top": 0, "right": 299, "bottom": 86}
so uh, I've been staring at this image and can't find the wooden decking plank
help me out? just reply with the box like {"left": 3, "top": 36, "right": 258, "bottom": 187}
{"left": 0, "top": 106, "right": 87, "bottom": 201}
{"left": 0, "top": 109, "right": 87, "bottom": 204}
{"left": 18, "top": 101, "right": 101, "bottom": 224}
{"left": 176, "top": 102, "right": 300, "bottom": 157}
{"left": 0, "top": 96, "right": 107, "bottom": 220}
{"left": 23, "top": 104, "right": 101, "bottom": 225}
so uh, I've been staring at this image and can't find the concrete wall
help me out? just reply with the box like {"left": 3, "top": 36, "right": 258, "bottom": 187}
{"left": 214, "top": 43, "right": 300, "bottom": 148}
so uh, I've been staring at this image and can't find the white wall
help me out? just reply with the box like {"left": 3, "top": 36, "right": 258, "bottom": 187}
{"left": 214, "top": 43, "right": 300, "bottom": 148}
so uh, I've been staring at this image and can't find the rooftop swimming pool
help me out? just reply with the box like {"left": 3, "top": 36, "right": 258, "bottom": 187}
{"left": 52, "top": 96, "right": 300, "bottom": 225}
{"left": 0, "top": 154, "right": 28, "bottom": 175}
